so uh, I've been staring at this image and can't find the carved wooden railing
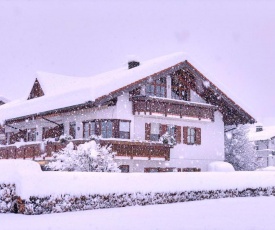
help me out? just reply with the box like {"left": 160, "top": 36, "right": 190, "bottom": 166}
{"left": 0, "top": 139, "right": 171, "bottom": 161}
{"left": 132, "top": 96, "right": 216, "bottom": 121}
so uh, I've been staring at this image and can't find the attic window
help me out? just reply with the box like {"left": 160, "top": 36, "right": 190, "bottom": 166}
{"left": 171, "top": 76, "right": 189, "bottom": 101}
{"left": 145, "top": 77, "right": 166, "bottom": 98}
{"left": 27, "top": 79, "right": 45, "bottom": 100}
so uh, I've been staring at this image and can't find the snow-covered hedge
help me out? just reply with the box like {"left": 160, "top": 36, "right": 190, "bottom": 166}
{"left": 3, "top": 160, "right": 275, "bottom": 215}
{"left": 17, "top": 186, "right": 275, "bottom": 215}
{"left": 0, "top": 183, "right": 16, "bottom": 213}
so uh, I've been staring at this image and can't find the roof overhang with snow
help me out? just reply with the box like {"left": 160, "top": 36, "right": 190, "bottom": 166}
{"left": 0, "top": 53, "right": 255, "bottom": 126}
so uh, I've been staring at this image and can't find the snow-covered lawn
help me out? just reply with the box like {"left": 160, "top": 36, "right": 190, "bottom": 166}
{"left": 1, "top": 196, "right": 274, "bottom": 230}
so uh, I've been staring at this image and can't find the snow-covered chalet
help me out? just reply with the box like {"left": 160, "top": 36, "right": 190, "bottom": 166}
{"left": 0, "top": 53, "right": 255, "bottom": 172}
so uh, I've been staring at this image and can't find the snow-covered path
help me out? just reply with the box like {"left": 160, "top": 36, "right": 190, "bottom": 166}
{"left": 1, "top": 196, "right": 274, "bottom": 230}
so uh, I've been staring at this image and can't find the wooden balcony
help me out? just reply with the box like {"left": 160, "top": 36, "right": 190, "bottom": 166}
{"left": 0, "top": 139, "right": 171, "bottom": 161}
{"left": 99, "top": 140, "right": 171, "bottom": 160}
{"left": 132, "top": 96, "right": 216, "bottom": 121}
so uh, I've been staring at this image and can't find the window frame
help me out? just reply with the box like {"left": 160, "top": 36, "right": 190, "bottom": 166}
{"left": 69, "top": 122, "right": 76, "bottom": 139}
{"left": 83, "top": 119, "right": 131, "bottom": 139}
{"left": 119, "top": 120, "right": 130, "bottom": 139}
{"left": 187, "top": 127, "right": 196, "bottom": 145}
{"left": 27, "top": 128, "right": 37, "bottom": 142}
{"left": 150, "top": 123, "right": 160, "bottom": 141}
{"left": 101, "top": 120, "right": 113, "bottom": 138}
{"left": 145, "top": 77, "right": 166, "bottom": 98}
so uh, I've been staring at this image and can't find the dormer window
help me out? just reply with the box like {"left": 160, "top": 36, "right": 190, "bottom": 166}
{"left": 145, "top": 77, "right": 166, "bottom": 98}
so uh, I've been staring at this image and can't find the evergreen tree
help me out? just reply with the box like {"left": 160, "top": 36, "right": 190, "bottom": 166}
{"left": 46, "top": 140, "right": 120, "bottom": 172}
{"left": 225, "top": 125, "right": 263, "bottom": 171}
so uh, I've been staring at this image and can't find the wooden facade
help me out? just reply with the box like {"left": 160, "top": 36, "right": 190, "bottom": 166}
{"left": 132, "top": 96, "right": 216, "bottom": 121}
{"left": 0, "top": 139, "right": 171, "bottom": 161}
{"left": 27, "top": 79, "right": 45, "bottom": 100}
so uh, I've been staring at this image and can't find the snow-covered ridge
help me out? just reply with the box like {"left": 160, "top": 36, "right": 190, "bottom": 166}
{"left": 0, "top": 53, "right": 185, "bottom": 122}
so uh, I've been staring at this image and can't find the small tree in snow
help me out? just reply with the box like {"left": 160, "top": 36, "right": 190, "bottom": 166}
{"left": 225, "top": 125, "right": 264, "bottom": 171}
{"left": 159, "top": 132, "right": 176, "bottom": 146}
{"left": 46, "top": 140, "right": 120, "bottom": 172}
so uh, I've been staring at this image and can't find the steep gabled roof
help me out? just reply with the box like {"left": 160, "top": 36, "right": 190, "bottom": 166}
{"left": 0, "top": 53, "right": 255, "bottom": 125}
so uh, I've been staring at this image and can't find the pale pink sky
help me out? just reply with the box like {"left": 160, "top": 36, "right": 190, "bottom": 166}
{"left": 0, "top": 0, "right": 274, "bottom": 125}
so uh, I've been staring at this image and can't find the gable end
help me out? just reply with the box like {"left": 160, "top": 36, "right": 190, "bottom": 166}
{"left": 27, "top": 79, "right": 45, "bottom": 100}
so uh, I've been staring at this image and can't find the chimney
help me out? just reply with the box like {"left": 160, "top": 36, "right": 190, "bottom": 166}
{"left": 128, "top": 61, "right": 140, "bottom": 69}
{"left": 256, "top": 125, "right": 263, "bottom": 132}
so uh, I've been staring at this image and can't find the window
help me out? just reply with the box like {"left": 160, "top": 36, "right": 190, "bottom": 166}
{"left": 27, "top": 128, "right": 36, "bottom": 142}
{"left": 150, "top": 123, "right": 160, "bottom": 141}
{"left": 119, "top": 121, "right": 130, "bottom": 139}
{"left": 144, "top": 167, "right": 177, "bottom": 173}
{"left": 187, "top": 127, "right": 196, "bottom": 144}
{"left": 167, "top": 125, "right": 176, "bottom": 138}
{"left": 145, "top": 77, "right": 166, "bottom": 97}
{"left": 183, "top": 127, "right": 201, "bottom": 145}
{"left": 69, "top": 122, "right": 76, "bottom": 139}
{"left": 6, "top": 132, "right": 14, "bottom": 145}
{"left": 101, "top": 120, "right": 113, "bottom": 138}
{"left": 83, "top": 121, "right": 96, "bottom": 139}
{"left": 171, "top": 76, "right": 189, "bottom": 101}
{"left": 119, "top": 165, "right": 130, "bottom": 173}
{"left": 83, "top": 119, "right": 130, "bottom": 139}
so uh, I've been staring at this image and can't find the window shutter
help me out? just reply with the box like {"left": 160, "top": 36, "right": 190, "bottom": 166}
{"left": 145, "top": 123, "right": 151, "bottom": 140}
{"left": 113, "top": 120, "right": 120, "bottom": 138}
{"left": 195, "top": 128, "right": 201, "bottom": 145}
{"left": 160, "top": 124, "right": 167, "bottom": 136}
{"left": 183, "top": 126, "right": 188, "bottom": 144}
{"left": 175, "top": 126, "right": 181, "bottom": 144}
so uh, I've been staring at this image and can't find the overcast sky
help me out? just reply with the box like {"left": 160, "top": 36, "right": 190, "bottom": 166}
{"left": 0, "top": 0, "right": 274, "bottom": 125}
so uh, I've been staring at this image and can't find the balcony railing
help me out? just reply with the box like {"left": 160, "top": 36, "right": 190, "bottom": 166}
{"left": 132, "top": 96, "right": 216, "bottom": 121}
{"left": 0, "top": 139, "right": 171, "bottom": 161}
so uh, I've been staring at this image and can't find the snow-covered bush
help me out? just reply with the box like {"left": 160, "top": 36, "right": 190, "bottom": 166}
{"left": 88, "top": 134, "right": 100, "bottom": 142}
{"left": 46, "top": 140, "right": 120, "bottom": 172}
{"left": 159, "top": 132, "right": 176, "bottom": 146}
{"left": 225, "top": 125, "right": 264, "bottom": 171}
{"left": 0, "top": 183, "right": 16, "bottom": 213}
{"left": 59, "top": 134, "right": 73, "bottom": 144}
{"left": 208, "top": 161, "right": 235, "bottom": 172}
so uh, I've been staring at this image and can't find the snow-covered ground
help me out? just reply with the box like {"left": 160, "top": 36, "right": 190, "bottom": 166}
{"left": 1, "top": 196, "right": 274, "bottom": 230}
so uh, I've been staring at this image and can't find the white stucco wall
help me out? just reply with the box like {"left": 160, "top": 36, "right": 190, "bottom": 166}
{"left": 5, "top": 92, "right": 225, "bottom": 172}
{"left": 5, "top": 93, "right": 135, "bottom": 141}
{"left": 132, "top": 111, "right": 224, "bottom": 171}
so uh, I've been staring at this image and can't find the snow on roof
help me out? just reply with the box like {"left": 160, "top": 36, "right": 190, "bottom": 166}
{"left": 248, "top": 125, "right": 275, "bottom": 141}
{"left": 0, "top": 52, "right": 254, "bottom": 123}
{"left": 34, "top": 72, "right": 88, "bottom": 98}
{"left": 0, "top": 96, "right": 10, "bottom": 103}
{"left": 0, "top": 53, "right": 185, "bottom": 122}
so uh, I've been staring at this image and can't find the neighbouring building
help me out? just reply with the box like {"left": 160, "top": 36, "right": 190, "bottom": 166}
{"left": 0, "top": 53, "right": 255, "bottom": 172}
{"left": 249, "top": 124, "right": 275, "bottom": 167}
{"left": 0, "top": 96, "right": 9, "bottom": 145}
